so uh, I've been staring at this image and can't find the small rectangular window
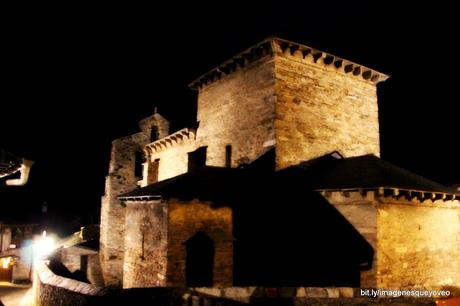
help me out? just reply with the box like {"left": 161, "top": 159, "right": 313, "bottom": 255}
{"left": 134, "top": 151, "right": 144, "bottom": 178}
{"left": 225, "top": 145, "right": 232, "bottom": 168}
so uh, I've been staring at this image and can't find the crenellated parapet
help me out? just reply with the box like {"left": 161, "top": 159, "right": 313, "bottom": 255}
{"left": 145, "top": 128, "right": 196, "bottom": 155}
{"left": 189, "top": 37, "right": 389, "bottom": 90}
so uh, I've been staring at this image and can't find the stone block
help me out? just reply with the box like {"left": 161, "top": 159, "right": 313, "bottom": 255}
{"left": 325, "top": 288, "right": 340, "bottom": 298}
{"left": 338, "top": 287, "right": 354, "bottom": 298}
{"left": 304, "top": 287, "right": 328, "bottom": 298}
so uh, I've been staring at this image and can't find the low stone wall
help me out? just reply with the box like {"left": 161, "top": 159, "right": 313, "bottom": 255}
{"left": 34, "top": 261, "right": 104, "bottom": 306}
{"left": 34, "top": 263, "right": 456, "bottom": 306}
{"left": 193, "top": 287, "right": 459, "bottom": 305}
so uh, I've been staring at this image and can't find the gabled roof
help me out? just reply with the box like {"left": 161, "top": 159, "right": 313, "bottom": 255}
{"left": 279, "top": 153, "right": 460, "bottom": 196}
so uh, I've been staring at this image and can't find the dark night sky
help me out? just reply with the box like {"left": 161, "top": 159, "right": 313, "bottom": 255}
{"left": 1, "top": 1, "right": 459, "bottom": 235}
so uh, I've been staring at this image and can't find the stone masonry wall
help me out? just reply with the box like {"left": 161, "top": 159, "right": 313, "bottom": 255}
{"left": 101, "top": 112, "right": 169, "bottom": 287}
{"left": 87, "top": 254, "right": 104, "bottom": 287}
{"left": 273, "top": 43, "right": 380, "bottom": 169}
{"left": 123, "top": 200, "right": 168, "bottom": 288}
{"left": 196, "top": 55, "right": 276, "bottom": 168}
{"left": 323, "top": 190, "right": 460, "bottom": 288}
{"left": 322, "top": 191, "right": 378, "bottom": 287}
{"left": 100, "top": 131, "right": 149, "bottom": 287}
{"left": 34, "top": 262, "right": 103, "bottom": 306}
{"left": 142, "top": 56, "right": 277, "bottom": 184}
{"left": 60, "top": 247, "right": 96, "bottom": 273}
{"left": 8, "top": 247, "right": 33, "bottom": 282}
{"left": 60, "top": 247, "right": 104, "bottom": 286}
{"left": 376, "top": 202, "right": 460, "bottom": 288}
{"left": 167, "top": 199, "right": 233, "bottom": 287}
{"left": 145, "top": 141, "right": 195, "bottom": 184}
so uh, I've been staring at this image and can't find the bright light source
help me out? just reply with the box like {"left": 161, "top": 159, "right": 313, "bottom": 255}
{"left": 34, "top": 231, "right": 56, "bottom": 261}
{"left": 1, "top": 257, "right": 11, "bottom": 269}
{"left": 9, "top": 244, "right": 16, "bottom": 249}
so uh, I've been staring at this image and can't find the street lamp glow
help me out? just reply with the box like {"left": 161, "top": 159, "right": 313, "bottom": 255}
{"left": 1, "top": 257, "right": 11, "bottom": 269}
{"left": 34, "top": 231, "right": 56, "bottom": 261}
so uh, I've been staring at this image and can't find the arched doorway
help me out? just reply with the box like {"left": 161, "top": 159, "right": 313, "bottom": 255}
{"left": 184, "top": 231, "right": 214, "bottom": 287}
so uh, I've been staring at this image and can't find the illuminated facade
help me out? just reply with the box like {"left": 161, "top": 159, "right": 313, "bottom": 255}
{"left": 100, "top": 37, "right": 460, "bottom": 289}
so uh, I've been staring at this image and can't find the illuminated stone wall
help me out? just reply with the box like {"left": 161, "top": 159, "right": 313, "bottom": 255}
{"left": 322, "top": 190, "right": 378, "bottom": 287}
{"left": 142, "top": 55, "right": 276, "bottom": 183}
{"left": 376, "top": 202, "right": 460, "bottom": 288}
{"left": 273, "top": 42, "right": 380, "bottom": 169}
{"left": 144, "top": 141, "right": 195, "bottom": 184}
{"left": 166, "top": 199, "right": 233, "bottom": 287}
{"left": 59, "top": 247, "right": 104, "bottom": 287}
{"left": 100, "top": 133, "right": 147, "bottom": 287}
{"left": 100, "top": 113, "right": 169, "bottom": 287}
{"left": 195, "top": 55, "right": 276, "bottom": 168}
{"left": 123, "top": 200, "right": 168, "bottom": 288}
{"left": 324, "top": 190, "right": 460, "bottom": 288}
{"left": 122, "top": 198, "right": 233, "bottom": 288}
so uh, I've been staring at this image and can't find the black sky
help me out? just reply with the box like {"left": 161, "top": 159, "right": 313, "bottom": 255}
{"left": 1, "top": 1, "right": 459, "bottom": 235}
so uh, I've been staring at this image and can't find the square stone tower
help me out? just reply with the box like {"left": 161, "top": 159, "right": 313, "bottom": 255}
{"left": 190, "top": 37, "right": 388, "bottom": 170}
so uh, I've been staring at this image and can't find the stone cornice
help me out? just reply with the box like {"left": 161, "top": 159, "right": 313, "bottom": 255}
{"left": 189, "top": 37, "right": 389, "bottom": 90}
{"left": 145, "top": 127, "right": 196, "bottom": 155}
{"left": 318, "top": 187, "right": 460, "bottom": 207}
{"left": 189, "top": 38, "right": 273, "bottom": 90}
{"left": 271, "top": 38, "right": 389, "bottom": 84}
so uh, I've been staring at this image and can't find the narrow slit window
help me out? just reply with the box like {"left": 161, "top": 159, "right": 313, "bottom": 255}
{"left": 134, "top": 151, "right": 144, "bottom": 178}
{"left": 225, "top": 145, "right": 232, "bottom": 168}
{"left": 151, "top": 126, "right": 159, "bottom": 142}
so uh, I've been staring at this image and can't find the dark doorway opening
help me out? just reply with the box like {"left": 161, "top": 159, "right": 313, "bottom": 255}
{"left": 184, "top": 231, "right": 214, "bottom": 287}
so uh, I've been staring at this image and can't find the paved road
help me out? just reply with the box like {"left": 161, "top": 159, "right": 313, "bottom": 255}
{"left": 0, "top": 282, "right": 32, "bottom": 306}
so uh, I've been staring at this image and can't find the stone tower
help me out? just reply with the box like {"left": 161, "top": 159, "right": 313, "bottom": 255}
{"left": 189, "top": 37, "right": 388, "bottom": 171}
{"left": 100, "top": 112, "right": 169, "bottom": 287}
